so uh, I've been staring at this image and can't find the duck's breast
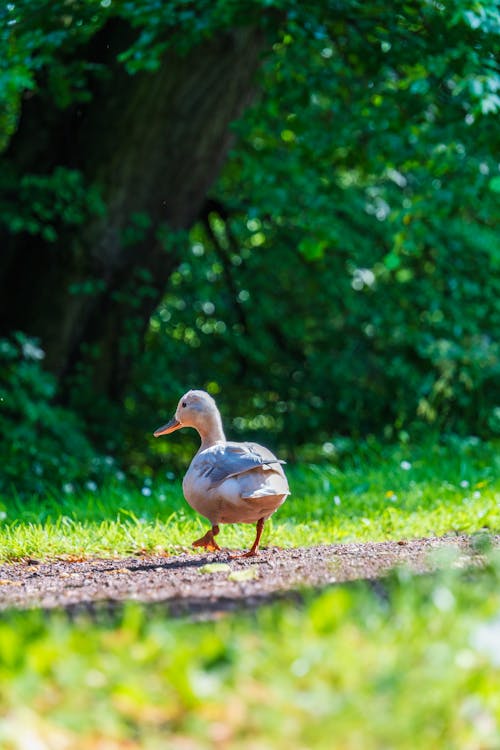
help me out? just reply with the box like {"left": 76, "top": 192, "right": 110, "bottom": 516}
{"left": 182, "top": 464, "right": 218, "bottom": 522}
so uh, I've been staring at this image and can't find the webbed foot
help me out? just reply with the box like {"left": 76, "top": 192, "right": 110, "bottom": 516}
{"left": 192, "top": 525, "right": 221, "bottom": 552}
{"left": 228, "top": 517, "right": 265, "bottom": 559}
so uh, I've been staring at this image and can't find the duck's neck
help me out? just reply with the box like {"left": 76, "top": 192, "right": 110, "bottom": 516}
{"left": 197, "top": 411, "right": 226, "bottom": 450}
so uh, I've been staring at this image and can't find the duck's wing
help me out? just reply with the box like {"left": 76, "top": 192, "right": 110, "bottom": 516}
{"left": 195, "top": 442, "right": 286, "bottom": 487}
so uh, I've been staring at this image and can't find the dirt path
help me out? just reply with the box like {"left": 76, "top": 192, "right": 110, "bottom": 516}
{"left": 0, "top": 535, "right": 495, "bottom": 619}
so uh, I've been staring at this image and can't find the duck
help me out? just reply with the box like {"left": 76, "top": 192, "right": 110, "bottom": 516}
{"left": 153, "top": 389, "right": 289, "bottom": 557}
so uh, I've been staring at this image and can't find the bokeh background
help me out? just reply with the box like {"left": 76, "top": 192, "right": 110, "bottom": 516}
{"left": 1, "top": 0, "right": 499, "bottom": 495}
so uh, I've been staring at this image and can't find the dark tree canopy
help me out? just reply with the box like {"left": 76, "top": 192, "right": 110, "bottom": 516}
{"left": 1, "top": 4, "right": 267, "bottom": 395}
{"left": 0, "top": 0, "right": 499, "bottom": 491}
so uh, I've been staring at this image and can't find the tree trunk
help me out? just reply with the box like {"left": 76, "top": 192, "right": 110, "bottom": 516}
{"left": 0, "top": 21, "right": 264, "bottom": 400}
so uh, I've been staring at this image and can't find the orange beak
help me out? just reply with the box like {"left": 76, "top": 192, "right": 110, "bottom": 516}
{"left": 153, "top": 417, "right": 182, "bottom": 437}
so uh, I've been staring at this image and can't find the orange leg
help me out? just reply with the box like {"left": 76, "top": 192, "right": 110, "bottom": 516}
{"left": 192, "top": 524, "right": 221, "bottom": 552}
{"left": 230, "top": 517, "right": 265, "bottom": 558}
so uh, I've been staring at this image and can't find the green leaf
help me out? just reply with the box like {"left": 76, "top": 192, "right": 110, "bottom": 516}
{"left": 228, "top": 567, "right": 260, "bottom": 582}
{"left": 384, "top": 252, "right": 401, "bottom": 270}
{"left": 488, "top": 176, "right": 500, "bottom": 193}
{"left": 298, "top": 237, "right": 328, "bottom": 261}
{"left": 198, "top": 563, "right": 231, "bottom": 575}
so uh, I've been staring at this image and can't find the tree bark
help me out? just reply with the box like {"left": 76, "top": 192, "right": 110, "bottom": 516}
{"left": 0, "top": 20, "right": 264, "bottom": 400}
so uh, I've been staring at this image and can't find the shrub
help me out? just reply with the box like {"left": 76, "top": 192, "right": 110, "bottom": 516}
{"left": 0, "top": 333, "right": 108, "bottom": 496}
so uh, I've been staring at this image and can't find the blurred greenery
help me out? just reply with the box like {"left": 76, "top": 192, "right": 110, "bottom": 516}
{"left": 0, "top": 0, "right": 499, "bottom": 492}
{"left": 1, "top": 552, "right": 500, "bottom": 748}
{"left": 0, "top": 333, "right": 116, "bottom": 496}
{"left": 132, "top": 0, "right": 500, "bottom": 456}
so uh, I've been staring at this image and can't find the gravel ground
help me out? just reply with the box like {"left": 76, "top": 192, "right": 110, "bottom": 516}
{"left": 0, "top": 535, "right": 495, "bottom": 619}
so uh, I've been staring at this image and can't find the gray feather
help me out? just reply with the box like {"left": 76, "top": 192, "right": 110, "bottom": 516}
{"left": 196, "top": 441, "right": 285, "bottom": 486}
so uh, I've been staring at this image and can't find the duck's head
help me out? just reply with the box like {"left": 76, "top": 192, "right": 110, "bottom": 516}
{"left": 153, "top": 390, "right": 220, "bottom": 437}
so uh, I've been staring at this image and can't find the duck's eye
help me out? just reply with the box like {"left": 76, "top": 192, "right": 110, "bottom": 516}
{"left": 182, "top": 401, "right": 187, "bottom": 408}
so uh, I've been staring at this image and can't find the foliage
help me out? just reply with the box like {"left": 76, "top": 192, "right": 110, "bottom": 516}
{"left": 0, "top": 1, "right": 107, "bottom": 149}
{"left": 0, "top": 0, "right": 499, "bottom": 476}
{"left": 0, "top": 437, "right": 498, "bottom": 560}
{"left": 1, "top": 555, "right": 500, "bottom": 747}
{"left": 138, "top": 0, "right": 500, "bottom": 445}
{"left": 0, "top": 0, "right": 302, "bottom": 140}
{"left": 0, "top": 166, "right": 105, "bottom": 241}
{"left": 0, "top": 334, "right": 116, "bottom": 496}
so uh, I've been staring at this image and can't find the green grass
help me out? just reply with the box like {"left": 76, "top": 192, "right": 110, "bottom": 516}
{"left": 1, "top": 551, "right": 500, "bottom": 748}
{"left": 0, "top": 437, "right": 499, "bottom": 748}
{"left": 1, "top": 437, "right": 499, "bottom": 560}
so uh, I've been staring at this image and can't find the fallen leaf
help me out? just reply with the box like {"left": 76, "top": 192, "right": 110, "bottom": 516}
{"left": 228, "top": 568, "right": 259, "bottom": 582}
{"left": 198, "top": 563, "right": 231, "bottom": 575}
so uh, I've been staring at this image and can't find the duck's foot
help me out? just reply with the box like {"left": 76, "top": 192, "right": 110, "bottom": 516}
{"left": 228, "top": 517, "right": 265, "bottom": 559}
{"left": 192, "top": 525, "right": 221, "bottom": 552}
{"left": 228, "top": 549, "right": 259, "bottom": 559}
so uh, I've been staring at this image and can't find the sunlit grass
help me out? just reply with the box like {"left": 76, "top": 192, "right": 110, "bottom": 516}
{"left": 0, "top": 438, "right": 499, "bottom": 748}
{"left": 0, "top": 437, "right": 498, "bottom": 560}
{"left": 0, "top": 553, "right": 500, "bottom": 748}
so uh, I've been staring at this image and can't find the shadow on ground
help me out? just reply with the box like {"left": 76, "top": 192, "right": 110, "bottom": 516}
{"left": 0, "top": 534, "right": 496, "bottom": 621}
